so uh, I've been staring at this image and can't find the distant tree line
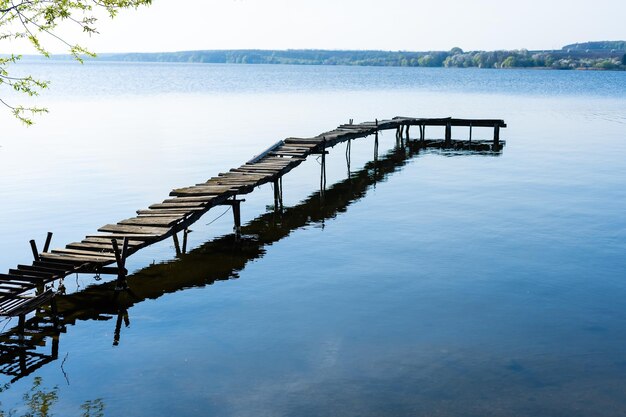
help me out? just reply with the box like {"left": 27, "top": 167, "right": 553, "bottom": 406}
{"left": 92, "top": 41, "right": 626, "bottom": 71}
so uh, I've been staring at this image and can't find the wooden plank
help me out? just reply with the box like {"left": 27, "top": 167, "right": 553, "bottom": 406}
{"left": 0, "top": 283, "right": 31, "bottom": 291}
{"left": 9, "top": 268, "right": 54, "bottom": 278}
{"left": 0, "top": 280, "right": 33, "bottom": 288}
{"left": 66, "top": 242, "right": 117, "bottom": 251}
{"left": 51, "top": 248, "right": 117, "bottom": 258}
{"left": 17, "top": 264, "right": 72, "bottom": 275}
{"left": 40, "top": 252, "right": 113, "bottom": 264}
{"left": 82, "top": 237, "right": 146, "bottom": 246}
{"left": 269, "top": 151, "right": 308, "bottom": 157}
{"left": 170, "top": 188, "right": 241, "bottom": 197}
{"left": 98, "top": 224, "right": 171, "bottom": 235}
{"left": 86, "top": 233, "right": 161, "bottom": 240}
{"left": 283, "top": 138, "right": 322, "bottom": 145}
{"left": 229, "top": 167, "right": 280, "bottom": 174}
{"left": 205, "top": 176, "right": 264, "bottom": 183}
{"left": 217, "top": 172, "right": 268, "bottom": 178}
{"left": 278, "top": 145, "right": 315, "bottom": 150}
{"left": 171, "top": 185, "right": 236, "bottom": 194}
{"left": 0, "top": 299, "right": 25, "bottom": 311}
{"left": 162, "top": 196, "right": 217, "bottom": 203}
{"left": 247, "top": 159, "right": 295, "bottom": 167}
{"left": 0, "top": 273, "right": 44, "bottom": 284}
{"left": 136, "top": 209, "right": 196, "bottom": 215}
{"left": 32, "top": 260, "right": 80, "bottom": 269}
{"left": 236, "top": 165, "right": 284, "bottom": 172}
{"left": 119, "top": 216, "right": 183, "bottom": 227}
{"left": 136, "top": 212, "right": 188, "bottom": 217}
{"left": 148, "top": 204, "right": 207, "bottom": 210}
{"left": 2, "top": 290, "right": 55, "bottom": 317}
{"left": 205, "top": 179, "right": 260, "bottom": 186}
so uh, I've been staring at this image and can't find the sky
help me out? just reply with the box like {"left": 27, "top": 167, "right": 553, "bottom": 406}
{"left": 3, "top": 0, "right": 626, "bottom": 53}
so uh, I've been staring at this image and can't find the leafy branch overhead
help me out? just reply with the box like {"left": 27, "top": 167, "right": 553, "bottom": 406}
{"left": 0, "top": 0, "right": 152, "bottom": 124}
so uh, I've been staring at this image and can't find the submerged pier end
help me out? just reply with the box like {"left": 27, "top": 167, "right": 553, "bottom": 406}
{"left": 0, "top": 116, "right": 506, "bottom": 322}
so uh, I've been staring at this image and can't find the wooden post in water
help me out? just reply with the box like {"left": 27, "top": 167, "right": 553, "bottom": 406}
{"left": 374, "top": 129, "right": 379, "bottom": 161}
{"left": 43, "top": 232, "right": 53, "bottom": 253}
{"left": 346, "top": 138, "right": 351, "bottom": 177}
{"left": 172, "top": 233, "right": 182, "bottom": 256}
{"left": 273, "top": 178, "right": 283, "bottom": 211}
{"left": 445, "top": 121, "right": 452, "bottom": 146}
{"left": 320, "top": 138, "right": 327, "bottom": 192}
{"left": 111, "top": 237, "right": 129, "bottom": 290}
{"left": 493, "top": 125, "right": 500, "bottom": 147}
{"left": 182, "top": 228, "right": 189, "bottom": 254}
{"left": 232, "top": 199, "right": 242, "bottom": 236}
{"left": 29, "top": 240, "right": 40, "bottom": 262}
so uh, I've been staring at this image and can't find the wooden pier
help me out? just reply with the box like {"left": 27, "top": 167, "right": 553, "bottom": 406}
{"left": 0, "top": 116, "right": 506, "bottom": 325}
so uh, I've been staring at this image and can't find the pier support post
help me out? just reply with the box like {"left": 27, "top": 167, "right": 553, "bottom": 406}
{"left": 445, "top": 121, "right": 452, "bottom": 146}
{"left": 29, "top": 240, "right": 40, "bottom": 262}
{"left": 172, "top": 233, "right": 182, "bottom": 256}
{"left": 420, "top": 125, "right": 425, "bottom": 142}
{"left": 273, "top": 177, "right": 283, "bottom": 212}
{"left": 43, "top": 232, "right": 53, "bottom": 253}
{"left": 405, "top": 125, "right": 410, "bottom": 141}
{"left": 182, "top": 228, "right": 189, "bottom": 254}
{"left": 374, "top": 120, "right": 379, "bottom": 161}
{"left": 219, "top": 198, "right": 246, "bottom": 236}
{"left": 493, "top": 125, "right": 500, "bottom": 147}
{"left": 111, "top": 237, "right": 129, "bottom": 291}
{"left": 346, "top": 139, "right": 351, "bottom": 177}
{"left": 232, "top": 199, "right": 242, "bottom": 236}
{"left": 320, "top": 138, "right": 327, "bottom": 192}
{"left": 30, "top": 232, "right": 54, "bottom": 262}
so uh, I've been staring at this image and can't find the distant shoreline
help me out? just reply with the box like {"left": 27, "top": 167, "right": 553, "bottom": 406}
{"left": 14, "top": 41, "right": 626, "bottom": 71}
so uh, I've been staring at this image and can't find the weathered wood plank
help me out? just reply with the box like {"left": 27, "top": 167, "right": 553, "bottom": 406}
{"left": 136, "top": 209, "right": 196, "bottom": 215}
{"left": 32, "top": 260, "right": 79, "bottom": 269}
{"left": 171, "top": 185, "right": 236, "bottom": 194}
{"left": 169, "top": 187, "right": 240, "bottom": 197}
{"left": 82, "top": 237, "right": 145, "bottom": 245}
{"left": 283, "top": 138, "right": 322, "bottom": 145}
{"left": 98, "top": 224, "right": 171, "bottom": 235}
{"left": 0, "top": 273, "right": 45, "bottom": 284}
{"left": 162, "top": 196, "right": 217, "bottom": 203}
{"left": 66, "top": 242, "right": 118, "bottom": 251}
{"left": 119, "top": 216, "right": 183, "bottom": 227}
{"left": 0, "top": 280, "right": 33, "bottom": 289}
{"left": 149, "top": 203, "right": 207, "bottom": 210}
{"left": 40, "top": 252, "right": 112, "bottom": 264}
{"left": 9, "top": 268, "right": 54, "bottom": 278}
{"left": 51, "top": 248, "right": 117, "bottom": 258}
{"left": 17, "top": 264, "right": 72, "bottom": 275}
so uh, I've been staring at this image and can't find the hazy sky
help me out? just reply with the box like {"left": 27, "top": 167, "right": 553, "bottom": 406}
{"left": 4, "top": 0, "right": 626, "bottom": 53}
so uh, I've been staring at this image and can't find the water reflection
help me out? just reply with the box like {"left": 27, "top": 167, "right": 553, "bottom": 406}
{"left": 0, "top": 139, "right": 502, "bottom": 384}
{"left": 0, "top": 377, "right": 105, "bottom": 417}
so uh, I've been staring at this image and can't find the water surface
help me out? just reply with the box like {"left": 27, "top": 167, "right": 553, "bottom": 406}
{"left": 0, "top": 63, "right": 625, "bottom": 416}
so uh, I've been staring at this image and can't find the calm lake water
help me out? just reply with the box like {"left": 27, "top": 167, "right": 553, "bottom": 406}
{"left": 1, "top": 62, "right": 626, "bottom": 416}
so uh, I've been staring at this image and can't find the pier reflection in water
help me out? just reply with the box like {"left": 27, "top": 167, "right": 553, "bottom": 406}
{"left": 0, "top": 137, "right": 502, "bottom": 385}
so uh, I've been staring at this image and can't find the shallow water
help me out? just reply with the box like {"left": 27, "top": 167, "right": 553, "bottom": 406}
{"left": 0, "top": 63, "right": 625, "bottom": 416}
